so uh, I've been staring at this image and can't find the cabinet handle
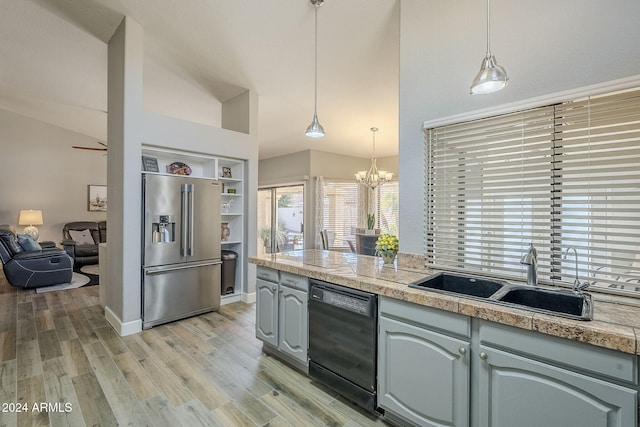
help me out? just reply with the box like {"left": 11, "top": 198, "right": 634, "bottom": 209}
{"left": 459, "top": 347, "right": 466, "bottom": 355}
{"left": 479, "top": 352, "right": 488, "bottom": 360}
{"left": 272, "top": 286, "right": 277, "bottom": 292}
{"left": 279, "top": 289, "right": 283, "bottom": 293}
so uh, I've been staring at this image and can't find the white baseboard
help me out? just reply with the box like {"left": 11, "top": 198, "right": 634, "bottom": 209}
{"left": 220, "top": 292, "right": 256, "bottom": 305}
{"left": 104, "top": 306, "right": 142, "bottom": 336}
{"left": 220, "top": 293, "right": 242, "bottom": 305}
{"left": 242, "top": 292, "right": 256, "bottom": 304}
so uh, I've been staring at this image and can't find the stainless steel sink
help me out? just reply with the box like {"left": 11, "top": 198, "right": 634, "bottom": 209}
{"left": 409, "top": 272, "right": 593, "bottom": 321}
{"left": 494, "top": 287, "right": 593, "bottom": 321}
{"left": 409, "top": 272, "right": 507, "bottom": 299}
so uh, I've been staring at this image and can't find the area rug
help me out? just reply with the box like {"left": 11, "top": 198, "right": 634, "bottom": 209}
{"left": 36, "top": 272, "right": 91, "bottom": 293}
{"left": 80, "top": 265, "right": 99, "bottom": 276}
{"left": 79, "top": 264, "right": 100, "bottom": 287}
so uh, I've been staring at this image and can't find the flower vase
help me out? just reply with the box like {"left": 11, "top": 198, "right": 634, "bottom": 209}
{"left": 381, "top": 253, "right": 396, "bottom": 265}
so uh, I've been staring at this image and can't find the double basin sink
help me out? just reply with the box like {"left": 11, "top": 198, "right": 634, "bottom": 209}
{"left": 409, "top": 272, "right": 593, "bottom": 321}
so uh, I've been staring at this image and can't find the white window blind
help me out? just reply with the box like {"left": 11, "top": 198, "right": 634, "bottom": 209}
{"left": 322, "top": 181, "right": 359, "bottom": 250}
{"left": 425, "top": 87, "right": 640, "bottom": 296}
{"left": 323, "top": 180, "right": 400, "bottom": 250}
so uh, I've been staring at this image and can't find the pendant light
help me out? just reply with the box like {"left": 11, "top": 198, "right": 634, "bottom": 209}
{"left": 470, "top": 0, "right": 508, "bottom": 95}
{"left": 355, "top": 127, "right": 393, "bottom": 190}
{"left": 305, "top": 0, "right": 325, "bottom": 138}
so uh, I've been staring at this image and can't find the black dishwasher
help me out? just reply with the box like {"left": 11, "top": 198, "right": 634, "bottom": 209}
{"left": 308, "top": 279, "right": 378, "bottom": 412}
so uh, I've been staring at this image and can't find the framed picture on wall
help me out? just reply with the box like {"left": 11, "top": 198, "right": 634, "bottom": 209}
{"left": 88, "top": 185, "right": 107, "bottom": 212}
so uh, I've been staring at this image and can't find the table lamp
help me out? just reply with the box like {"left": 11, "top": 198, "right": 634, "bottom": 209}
{"left": 18, "top": 209, "right": 43, "bottom": 240}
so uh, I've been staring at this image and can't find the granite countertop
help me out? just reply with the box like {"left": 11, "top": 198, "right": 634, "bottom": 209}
{"left": 250, "top": 249, "right": 640, "bottom": 355}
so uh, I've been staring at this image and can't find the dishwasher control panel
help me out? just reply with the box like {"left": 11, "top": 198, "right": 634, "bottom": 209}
{"left": 310, "top": 281, "right": 376, "bottom": 317}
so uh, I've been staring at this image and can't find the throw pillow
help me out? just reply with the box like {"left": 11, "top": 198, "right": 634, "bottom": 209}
{"left": 17, "top": 234, "right": 42, "bottom": 251}
{"left": 0, "top": 232, "right": 23, "bottom": 254}
{"left": 69, "top": 229, "right": 95, "bottom": 245}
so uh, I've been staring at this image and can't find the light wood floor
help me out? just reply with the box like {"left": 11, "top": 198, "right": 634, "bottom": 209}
{"left": 0, "top": 274, "right": 391, "bottom": 427}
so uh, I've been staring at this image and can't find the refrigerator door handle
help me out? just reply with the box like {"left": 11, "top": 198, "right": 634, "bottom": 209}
{"left": 180, "top": 184, "right": 189, "bottom": 256}
{"left": 188, "top": 184, "right": 195, "bottom": 256}
{"left": 145, "top": 259, "right": 223, "bottom": 274}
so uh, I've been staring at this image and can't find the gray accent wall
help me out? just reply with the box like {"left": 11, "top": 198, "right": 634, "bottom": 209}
{"left": 398, "top": 0, "right": 640, "bottom": 255}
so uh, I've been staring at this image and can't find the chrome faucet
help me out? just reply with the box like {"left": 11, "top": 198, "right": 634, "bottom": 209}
{"left": 520, "top": 243, "right": 538, "bottom": 286}
{"left": 563, "top": 247, "right": 591, "bottom": 295}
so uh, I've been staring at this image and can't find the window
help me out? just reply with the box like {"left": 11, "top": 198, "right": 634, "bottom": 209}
{"left": 375, "top": 182, "right": 399, "bottom": 236}
{"left": 323, "top": 180, "right": 399, "bottom": 250}
{"left": 425, "top": 87, "right": 640, "bottom": 296}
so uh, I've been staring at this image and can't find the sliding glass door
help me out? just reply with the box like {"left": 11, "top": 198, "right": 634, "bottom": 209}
{"left": 257, "top": 185, "right": 304, "bottom": 256}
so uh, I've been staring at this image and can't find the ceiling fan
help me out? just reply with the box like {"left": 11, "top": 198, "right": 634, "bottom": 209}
{"left": 72, "top": 141, "right": 107, "bottom": 152}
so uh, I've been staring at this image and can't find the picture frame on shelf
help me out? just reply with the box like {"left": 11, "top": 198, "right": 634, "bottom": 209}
{"left": 142, "top": 156, "right": 159, "bottom": 172}
{"left": 221, "top": 167, "right": 232, "bottom": 178}
{"left": 88, "top": 185, "right": 107, "bottom": 212}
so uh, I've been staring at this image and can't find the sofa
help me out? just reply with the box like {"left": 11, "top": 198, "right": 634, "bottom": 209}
{"left": 61, "top": 221, "right": 106, "bottom": 266}
{"left": 0, "top": 224, "right": 73, "bottom": 288}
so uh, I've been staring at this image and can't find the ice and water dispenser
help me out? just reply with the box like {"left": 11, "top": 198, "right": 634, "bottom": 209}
{"left": 151, "top": 215, "right": 175, "bottom": 244}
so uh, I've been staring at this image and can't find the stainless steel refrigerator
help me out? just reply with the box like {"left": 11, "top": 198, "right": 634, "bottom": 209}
{"left": 142, "top": 173, "right": 222, "bottom": 329}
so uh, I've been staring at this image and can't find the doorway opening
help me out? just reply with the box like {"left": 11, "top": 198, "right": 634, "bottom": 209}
{"left": 258, "top": 185, "right": 304, "bottom": 255}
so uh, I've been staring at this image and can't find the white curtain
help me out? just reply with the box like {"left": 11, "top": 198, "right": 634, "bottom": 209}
{"left": 314, "top": 176, "right": 324, "bottom": 249}
{"left": 357, "top": 185, "right": 369, "bottom": 229}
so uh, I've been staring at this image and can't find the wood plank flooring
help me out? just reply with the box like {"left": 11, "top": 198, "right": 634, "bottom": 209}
{"left": 0, "top": 274, "right": 391, "bottom": 427}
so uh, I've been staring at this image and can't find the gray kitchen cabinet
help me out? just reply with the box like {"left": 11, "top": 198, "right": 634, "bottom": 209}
{"left": 477, "top": 345, "right": 636, "bottom": 427}
{"left": 255, "top": 276, "right": 278, "bottom": 347}
{"left": 278, "top": 284, "right": 308, "bottom": 362}
{"left": 378, "top": 297, "right": 638, "bottom": 427}
{"left": 255, "top": 267, "right": 308, "bottom": 369}
{"left": 477, "top": 321, "right": 637, "bottom": 427}
{"left": 378, "top": 297, "right": 470, "bottom": 427}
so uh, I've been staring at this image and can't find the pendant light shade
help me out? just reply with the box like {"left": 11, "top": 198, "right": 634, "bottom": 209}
{"left": 306, "top": 0, "right": 325, "bottom": 138}
{"left": 470, "top": 54, "right": 508, "bottom": 95}
{"left": 470, "top": 0, "right": 508, "bottom": 95}
{"left": 306, "top": 112, "right": 325, "bottom": 138}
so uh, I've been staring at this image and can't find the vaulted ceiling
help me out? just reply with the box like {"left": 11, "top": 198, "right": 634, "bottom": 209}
{"left": 1, "top": 0, "right": 400, "bottom": 159}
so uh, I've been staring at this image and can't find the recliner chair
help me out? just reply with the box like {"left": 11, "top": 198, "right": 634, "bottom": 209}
{"left": 0, "top": 224, "right": 73, "bottom": 288}
{"left": 61, "top": 221, "right": 106, "bottom": 266}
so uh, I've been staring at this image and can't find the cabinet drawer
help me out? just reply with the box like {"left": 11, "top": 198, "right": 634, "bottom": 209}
{"left": 380, "top": 296, "right": 470, "bottom": 339}
{"left": 280, "top": 272, "right": 308, "bottom": 291}
{"left": 480, "top": 321, "right": 637, "bottom": 385}
{"left": 257, "top": 266, "right": 279, "bottom": 283}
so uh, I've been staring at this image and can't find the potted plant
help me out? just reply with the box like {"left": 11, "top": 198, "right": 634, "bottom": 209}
{"left": 259, "top": 225, "right": 289, "bottom": 253}
{"left": 362, "top": 213, "right": 380, "bottom": 235}
{"left": 375, "top": 234, "right": 399, "bottom": 264}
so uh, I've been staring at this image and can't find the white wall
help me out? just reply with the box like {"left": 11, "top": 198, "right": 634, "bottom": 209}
{"left": 106, "top": 17, "right": 259, "bottom": 334}
{"left": 0, "top": 108, "right": 106, "bottom": 242}
{"left": 398, "top": 0, "right": 640, "bottom": 255}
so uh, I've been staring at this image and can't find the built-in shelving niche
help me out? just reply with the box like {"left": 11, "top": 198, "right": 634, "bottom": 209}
{"left": 142, "top": 145, "right": 245, "bottom": 304}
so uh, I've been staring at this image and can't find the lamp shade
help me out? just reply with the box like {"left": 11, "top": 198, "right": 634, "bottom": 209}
{"left": 18, "top": 210, "right": 43, "bottom": 226}
{"left": 470, "top": 54, "right": 508, "bottom": 95}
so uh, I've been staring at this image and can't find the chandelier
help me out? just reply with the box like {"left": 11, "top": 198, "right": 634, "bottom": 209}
{"left": 355, "top": 127, "right": 393, "bottom": 190}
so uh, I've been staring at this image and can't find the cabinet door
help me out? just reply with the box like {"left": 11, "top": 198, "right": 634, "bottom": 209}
{"left": 256, "top": 278, "right": 278, "bottom": 347}
{"left": 278, "top": 285, "right": 308, "bottom": 363}
{"left": 478, "top": 345, "right": 637, "bottom": 427}
{"left": 378, "top": 316, "right": 470, "bottom": 427}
